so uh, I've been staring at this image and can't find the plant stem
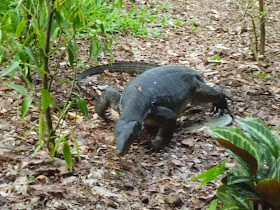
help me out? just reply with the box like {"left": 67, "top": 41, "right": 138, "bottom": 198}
{"left": 259, "top": 0, "right": 265, "bottom": 57}
{"left": 43, "top": 4, "right": 56, "bottom": 152}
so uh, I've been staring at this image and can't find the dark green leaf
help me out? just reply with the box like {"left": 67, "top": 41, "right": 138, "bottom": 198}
{"left": 236, "top": 118, "right": 280, "bottom": 164}
{"left": 24, "top": 47, "right": 35, "bottom": 61}
{"left": 77, "top": 98, "right": 89, "bottom": 119}
{"left": 211, "top": 127, "right": 264, "bottom": 173}
{"left": 68, "top": 44, "right": 75, "bottom": 68}
{"left": 52, "top": 133, "right": 69, "bottom": 159}
{"left": 21, "top": 96, "right": 32, "bottom": 119}
{"left": 63, "top": 140, "right": 73, "bottom": 171}
{"left": 41, "top": 89, "right": 53, "bottom": 112}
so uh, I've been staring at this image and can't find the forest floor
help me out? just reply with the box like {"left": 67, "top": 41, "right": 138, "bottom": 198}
{"left": 0, "top": 0, "right": 280, "bottom": 209}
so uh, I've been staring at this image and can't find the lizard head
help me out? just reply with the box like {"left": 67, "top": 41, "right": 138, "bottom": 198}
{"left": 115, "top": 120, "right": 142, "bottom": 156}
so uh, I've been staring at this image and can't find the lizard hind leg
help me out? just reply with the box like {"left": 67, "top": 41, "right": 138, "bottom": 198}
{"left": 148, "top": 106, "right": 177, "bottom": 151}
{"left": 95, "top": 87, "right": 121, "bottom": 121}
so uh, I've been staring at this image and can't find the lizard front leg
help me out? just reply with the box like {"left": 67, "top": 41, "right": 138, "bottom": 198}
{"left": 148, "top": 106, "right": 177, "bottom": 150}
{"left": 191, "top": 80, "right": 234, "bottom": 118}
{"left": 95, "top": 87, "right": 121, "bottom": 121}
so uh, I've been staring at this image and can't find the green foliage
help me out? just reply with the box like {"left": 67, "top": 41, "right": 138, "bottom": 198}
{"left": 116, "top": 172, "right": 126, "bottom": 177}
{"left": 257, "top": 72, "right": 271, "bottom": 80}
{"left": 211, "top": 55, "right": 221, "bottom": 61}
{"left": 63, "top": 140, "right": 73, "bottom": 171}
{"left": 1, "top": 0, "right": 197, "bottom": 171}
{"left": 208, "top": 199, "right": 218, "bottom": 210}
{"left": 77, "top": 97, "right": 89, "bottom": 119}
{"left": 188, "top": 118, "right": 280, "bottom": 209}
{"left": 185, "top": 160, "right": 227, "bottom": 186}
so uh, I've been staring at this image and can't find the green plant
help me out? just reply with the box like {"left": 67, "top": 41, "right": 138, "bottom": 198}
{"left": 0, "top": 0, "right": 115, "bottom": 170}
{"left": 187, "top": 118, "right": 280, "bottom": 209}
{"left": 257, "top": 72, "right": 271, "bottom": 80}
{"left": 211, "top": 55, "right": 221, "bottom": 61}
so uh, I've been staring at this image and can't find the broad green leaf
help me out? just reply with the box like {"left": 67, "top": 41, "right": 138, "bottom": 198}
{"left": 73, "top": 137, "right": 80, "bottom": 159}
{"left": 31, "top": 21, "right": 40, "bottom": 34}
{"left": 68, "top": 43, "right": 75, "bottom": 68}
{"left": 39, "top": 113, "right": 45, "bottom": 144}
{"left": 51, "top": 27, "right": 60, "bottom": 45}
{"left": 63, "top": 140, "right": 73, "bottom": 171}
{"left": 7, "top": 84, "right": 28, "bottom": 96}
{"left": 236, "top": 118, "right": 280, "bottom": 163}
{"left": 217, "top": 185, "right": 239, "bottom": 208}
{"left": 21, "top": 96, "right": 32, "bottom": 119}
{"left": 209, "top": 199, "right": 218, "bottom": 210}
{"left": 185, "top": 160, "right": 227, "bottom": 186}
{"left": 25, "top": 63, "right": 49, "bottom": 75}
{"left": 227, "top": 175, "right": 255, "bottom": 185}
{"left": 0, "top": 29, "right": 2, "bottom": 42}
{"left": 216, "top": 138, "right": 258, "bottom": 175}
{"left": 89, "top": 38, "right": 96, "bottom": 59}
{"left": 256, "top": 179, "right": 280, "bottom": 208}
{"left": 0, "top": 62, "right": 20, "bottom": 78}
{"left": 94, "top": 44, "right": 103, "bottom": 62}
{"left": 38, "top": 31, "right": 45, "bottom": 48}
{"left": 77, "top": 98, "right": 88, "bottom": 119}
{"left": 24, "top": 47, "right": 35, "bottom": 61}
{"left": 16, "top": 21, "right": 26, "bottom": 38}
{"left": 211, "top": 127, "right": 264, "bottom": 173}
{"left": 41, "top": 89, "right": 53, "bottom": 112}
{"left": 217, "top": 185, "right": 254, "bottom": 209}
{"left": 51, "top": 133, "right": 69, "bottom": 159}
{"left": 222, "top": 177, "right": 259, "bottom": 200}
{"left": 268, "top": 156, "right": 280, "bottom": 180}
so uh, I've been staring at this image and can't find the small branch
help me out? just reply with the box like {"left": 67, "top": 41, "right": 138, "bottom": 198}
{"left": 259, "top": 0, "right": 265, "bottom": 56}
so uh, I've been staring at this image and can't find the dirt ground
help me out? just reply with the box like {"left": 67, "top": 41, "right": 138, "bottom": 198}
{"left": 0, "top": 0, "right": 279, "bottom": 209}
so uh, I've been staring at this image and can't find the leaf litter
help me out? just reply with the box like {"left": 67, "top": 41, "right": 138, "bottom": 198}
{"left": 0, "top": 0, "right": 280, "bottom": 209}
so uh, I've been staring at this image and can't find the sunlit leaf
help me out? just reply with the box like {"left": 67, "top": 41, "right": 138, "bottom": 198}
{"left": 7, "top": 83, "right": 28, "bottom": 96}
{"left": 73, "top": 137, "right": 80, "bottom": 159}
{"left": 25, "top": 63, "right": 49, "bottom": 75}
{"left": 0, "top": 62, "right": 20, "bottom": 78}
{"left": 209, "top": 199, "right": 218, "bottom": 210}
{"left": 16, "top": 21, "right": 26, "bottom": 38}
{"left": 184, "top": 160, "right": 227, "bottom": 186}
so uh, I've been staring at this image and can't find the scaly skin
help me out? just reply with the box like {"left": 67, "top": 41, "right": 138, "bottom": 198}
{"left": 78, "top": 62, "right": 233, "bottom": 156}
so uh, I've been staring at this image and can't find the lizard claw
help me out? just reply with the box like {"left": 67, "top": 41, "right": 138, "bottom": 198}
{"left": 211, "top": 87, "right": 234, "bottom": 119}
